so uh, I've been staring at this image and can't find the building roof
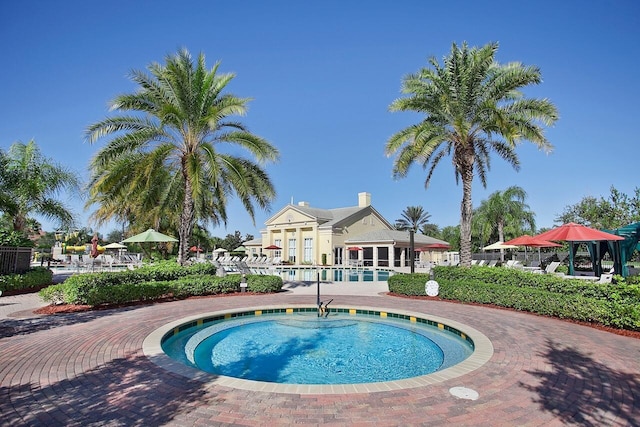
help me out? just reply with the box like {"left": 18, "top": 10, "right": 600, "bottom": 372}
{"left": 243, "top": 238, "right": 262, "bottom": 247}
{"left": 266, "top": 203, "right": 393, "bottom": 230}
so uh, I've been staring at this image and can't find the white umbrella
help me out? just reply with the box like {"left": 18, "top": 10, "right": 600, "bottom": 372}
{"left": 482, "top": 241, "right": 518, "bottom": 250}
{"left": 103, "top": 242, "right": 127, "bottom": 249}
{"left": 482, "top": 241, "right": 518, "bottom": 262}
{"left": 122, "top": 229, "right": 178, "bottom": 243}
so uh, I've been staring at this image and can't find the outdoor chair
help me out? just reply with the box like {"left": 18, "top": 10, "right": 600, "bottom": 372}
{"left": 533, "top": 261, "right": 560, "bottom": 275}
{"left": 596, "top": 273, "right": 613, "bottom": 284}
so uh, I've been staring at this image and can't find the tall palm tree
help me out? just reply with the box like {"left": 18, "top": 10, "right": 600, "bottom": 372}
{"left": 86, "top": 49, "right": 280, "bottom": 264}
{"left": 395, "top": 206, "right": 431, "bottom": 233}
{"left": 474, "top": 186, "right": 536, "bottom": 260}
{"left": 1, "top": 140, "right": 80, "bottom": 233}
{"left": 386, "top": 42, "right": 558, "bottom": 266}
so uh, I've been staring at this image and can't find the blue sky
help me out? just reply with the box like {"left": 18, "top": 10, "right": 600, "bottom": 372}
{"left": 2, "top": 1, "right": 640, "bottom": 239}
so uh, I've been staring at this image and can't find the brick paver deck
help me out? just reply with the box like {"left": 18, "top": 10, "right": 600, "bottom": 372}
{"left": 1, "top": 292, "right": 638, "bottom": 426}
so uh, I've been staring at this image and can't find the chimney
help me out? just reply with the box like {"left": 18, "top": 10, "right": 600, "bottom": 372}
{"left": 298, "top": 201, "right": 309, "bottom": 207}
{"left": 358, "top": 192, "right": 371, "bottom": 207}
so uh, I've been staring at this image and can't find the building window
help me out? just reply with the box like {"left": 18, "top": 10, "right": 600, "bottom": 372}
{"left": 274, "top": 239, "right": 282, "bottom": 258}
{"left": 288, "top": 238, "right": 296, "bottom": 263}
{"left": 303, "top": 238, "right": 313, "bottom": 263}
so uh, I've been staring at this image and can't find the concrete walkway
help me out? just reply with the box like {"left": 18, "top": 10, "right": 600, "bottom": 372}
{"left": 1, "top": 280, "right": 638, "bottom": 426}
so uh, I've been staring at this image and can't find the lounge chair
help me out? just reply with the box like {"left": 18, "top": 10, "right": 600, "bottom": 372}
{"left": 532, "top": 261, "right": 560, "bottom": 275}
{"left": 596, "top": 273, "right": 613, "bottom": 284}
{"left": 505, "top": 260, "right": 523, "bottom": 269}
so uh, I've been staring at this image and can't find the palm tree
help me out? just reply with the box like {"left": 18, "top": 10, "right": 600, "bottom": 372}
{"left": 0, "top": 140, "right": 80, "bottom": 233}
{"left": 86, "top": 49, "right": 280, "bottom": 264}
{"left": 395, "top": 206, "right": 431, "bottom": 233}
{"left": 86, "top": 151, "right": 181, "bottom": 238}
{"left": 385, "top": 42, "right": 558, "bottom": 266}
{"left": 474, "top": 186, "right": 536, "bottom": 261}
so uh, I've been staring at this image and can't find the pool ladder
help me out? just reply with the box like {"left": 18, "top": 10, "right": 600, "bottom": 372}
{"left": 318, "top": 299, "right": 333, "bottom": 318}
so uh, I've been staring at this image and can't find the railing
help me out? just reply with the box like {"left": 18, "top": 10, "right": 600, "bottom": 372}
{"left": 0, "top": 246, "right": 33, "bottom": 275}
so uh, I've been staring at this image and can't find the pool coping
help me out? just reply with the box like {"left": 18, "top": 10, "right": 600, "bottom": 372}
{"left": 143, "top": 304, "right": 494, "bottom": 395}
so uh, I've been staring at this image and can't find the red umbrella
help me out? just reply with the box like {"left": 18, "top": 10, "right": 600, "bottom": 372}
{"left": 505, "top": 235, "right": 561, "bottom": 264}
{"left": 189, "top": 246, "right": 203, "bottom": 252}
{"left": 346, "top": 246, "right": 362, "bottom": 251}
{"left": 534, "top": 223, "right": 624, "bottom": 242}
{"left": 418, "top": 243, "right": 450, "bottom": 250}
{"left": 504, "top": 235, "right": 561, "bottom": 247}
{"left": 265, "top": 244, "right": 281, "bottom": 250}
{"left": 534, "top": 223, "right": 624, "bottom": 276}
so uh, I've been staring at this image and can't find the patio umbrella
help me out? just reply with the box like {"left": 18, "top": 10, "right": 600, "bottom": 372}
{"left": 264, "top": 244, "right": 281, "bottom": 258}
{"left": 346, "top": 247, "right": 362, "bottom": 251}
{"left": 122, "top": 229, "right": 178, "bottom": 243}
{"left": 482, "top": 241, "right": 518, "bottom": 250}
{"left": 534, "top": 223, "right": 624, "bottom": 275}
{"left": 90, "top": 235, "right": 100, "bottom": 258}
{"left": 504, "top": 235, "right": 561, "bottom": 264}
{"left": 122, "top": 229, "right": 178, "bottom": 260}
{"left": 418, "top": 243, "right": 450, "bottom": 250}
{"left": 535, "top": 223, "right": 625, "bottom": 242}
{"left": 189, "top": 246, "right": 203, "bottom": 252}
{"left": 103, "top": 242, "right": 127, "bottom": 250}
{"left": 482, "top": 241, "right": 518, "bottom": 262}
{"left": 212, "top": 247, "right": 226, "bottom": 259}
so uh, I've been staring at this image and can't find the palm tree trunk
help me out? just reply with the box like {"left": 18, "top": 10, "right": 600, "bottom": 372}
{"left": 497, "top": 221, "right": 505, "bottom": 262}
{"left": 459, "top": 171, "right": 474, "bottom": 267}
{"left": 178, "top": 177, "right": 195, "bottom": 266}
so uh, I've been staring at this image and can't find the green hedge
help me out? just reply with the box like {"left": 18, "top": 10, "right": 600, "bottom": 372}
{"left": 39, "top": 261, "right": 284, "bottom": 306}
{"left": 0, "top": 267, "right": 53, "bottom": 293}
{"left": 388, "top": 266, "right": 640, "bottom": 331}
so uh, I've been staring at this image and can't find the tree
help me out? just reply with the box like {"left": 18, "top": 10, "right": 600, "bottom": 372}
{"left": 86, "top": 152, "right": 181, "bottom": 240}
{"left": 0, "top": 140, "right": 80, "bottom": 233}
{"left": 440, "top": 225, "right": 461, "bottom": 252}
{"left": 221, "top": 230, "right": 245, "bottom": 251}
{"left": 86, "top": 49, "right": 279, "bottom": 265}
{"left": 386, "top": 42, "right": 558, "bottom": 266}
{"left": 556, "top": 186, "right": 640, "bottom": 229}
{"left": 106, "top": 229, "right": 123, "bottom": 243}
{"left": 421, "top": 223, "right": 440, "bottom": 238}
{"left": 395, "top": 206, "right": 431, "bottom": 232}
{"left": 473, "top": 186, "right": 535, "bottom": 260}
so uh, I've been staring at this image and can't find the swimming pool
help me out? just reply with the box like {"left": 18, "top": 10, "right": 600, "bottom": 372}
{"left": 145, "top": 305, "right": 493, "bottom": 394}
{"left": 257, "top": 267, "right": 393, "bottom": 282}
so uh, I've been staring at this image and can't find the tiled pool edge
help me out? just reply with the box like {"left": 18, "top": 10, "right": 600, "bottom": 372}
{"left": 143, "top": 304, "right": 494, "bottom": 395}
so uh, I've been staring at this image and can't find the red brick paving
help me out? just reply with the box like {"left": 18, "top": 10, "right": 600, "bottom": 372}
{"left": 1, "top": 293, "right": 639, "bottom": 426}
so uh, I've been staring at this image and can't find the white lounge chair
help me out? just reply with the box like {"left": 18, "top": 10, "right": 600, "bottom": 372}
{"left": 596, "top": 273, "right": 613, "bottom": 284}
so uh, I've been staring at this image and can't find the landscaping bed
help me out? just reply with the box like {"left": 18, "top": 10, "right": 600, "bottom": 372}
{"left": 388, "top": 266, "right": 640, "bottom": 333}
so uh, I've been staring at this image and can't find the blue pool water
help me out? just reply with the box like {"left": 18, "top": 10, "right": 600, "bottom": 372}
{"left": 272, "top": 268, "right": 392, "bottom": 282}
{"left": 162, "top": 313, "right": 473, "bottom": 385}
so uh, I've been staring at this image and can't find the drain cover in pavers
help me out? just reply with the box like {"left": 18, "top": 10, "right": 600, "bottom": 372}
{"left": 449, "top": 386, "right": 479, "bottom": 400}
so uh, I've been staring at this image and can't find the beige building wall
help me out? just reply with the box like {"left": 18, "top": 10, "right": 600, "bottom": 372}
{"left": 260, "top": 192, "right": 397, "bottom": 266}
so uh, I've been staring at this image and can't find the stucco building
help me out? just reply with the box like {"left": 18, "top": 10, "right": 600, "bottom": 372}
{"left": 244, "top": 192, "right": 451, "bottom": 267}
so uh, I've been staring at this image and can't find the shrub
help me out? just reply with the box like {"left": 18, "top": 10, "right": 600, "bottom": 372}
{"left": 389, "top": 266, "right": 640, "bottom": 331}
{"left": 247, "top": 275, "right": 284, "bottom": 293}
{"left": 38, "top": 264, "right": 284, "bottom": 306}
{"left": 0, "top": 267, "right": 53, "bottom": 293}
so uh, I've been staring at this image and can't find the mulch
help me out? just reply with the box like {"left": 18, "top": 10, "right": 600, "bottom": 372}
{"left": 387, "top": 292, "right": 640, "bottom": 340}
{"left": 33, "top": 291, "right": 266, "bottom": 316}
{"left": 18, "top": 288, "right": 640, "bottom": 340}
